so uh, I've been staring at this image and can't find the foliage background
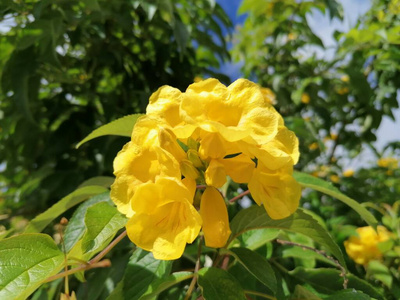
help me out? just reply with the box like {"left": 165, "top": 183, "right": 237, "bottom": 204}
{"left": 0, "top": 0, "right": 399, "bottom": 299}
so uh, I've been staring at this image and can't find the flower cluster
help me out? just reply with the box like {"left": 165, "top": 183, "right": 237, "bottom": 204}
{"left": 111, "top": 78, "right": 301, "bottom": 260}
{"left": 344, "top": 226, "right": 391, "bottom": 265}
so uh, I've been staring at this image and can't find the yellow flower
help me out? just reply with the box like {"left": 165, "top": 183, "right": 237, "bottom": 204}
{"left": 330, "top": 175, "right": 340, "bottom": 183}
{"left": 288, "top": 33, "right": 296, "bottom": 41}
{"left": 259, "top": 87, "right": 277, "bottom": 105}
{"left": 344, "top": 226, "right": 391, "bottom": 265}
{"left": 301, "top": 93, "right": 310, "bottom": 104}
{"left": 111, "top": 78, "right": 302, "bottom": 259}
{"left": 248, "top": 163, "right": 301, "bottom": 219}
{"left": 377, "top": 157, "right": 399, "bottom": 169}
{"left": 180, "top": 79, "right": 280, "bottom": 145}
{"left": 200, "top": 187, "right": 231, "bottom": 247}
{"left": 111, "top": 145, "right": 180, "bottom": 217}
{"left": 337, "top": 87, "right": 349, "bottom": 95}
{"left": 343, "top": 169, "right": 355, "bottom": 177}
{"left": 308, "top": 142, "right": 318, "bottom": 150}
{"left": 194, "top": 76, "right": 203, "bottom": 82}
{"left": 341, "top": 75, "right": 350, "bottom": 82}
{"left": 126, "top": 177, "right": 202, "bottom": 260}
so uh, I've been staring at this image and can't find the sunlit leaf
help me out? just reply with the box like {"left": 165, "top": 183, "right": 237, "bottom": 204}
{"left": 0, "top": 234, "right": 65, "bottom": 300}
{"left": 76, "top": 114, "right": 143, "bottom": 148}
{"left": 294, "top": 172, "right": 378, "bottom": 227}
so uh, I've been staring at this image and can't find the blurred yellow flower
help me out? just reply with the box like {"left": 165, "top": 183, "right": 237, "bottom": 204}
{"left": 308, "top": 142, "right": 318, "bottom": 150}
{"left": 330, "top": 175, "right": 340, "bottom": 183}
{"left": 344, "top": 226, "right": 391, "bottom": 265}
{"left": 194, "top": 76, "right": 203, "bottom": 82}
{"left": 301, "top": 93, "right": 310, "bottom": 104}
{"left": 288, "top": 33, "right": 296, "bottom": 41}
{"left": 337, "top": 87, "right": 349, "bottom": 95}
{"left": 377, "top": 157, "right": 398, "bottom": 169}
{"left": 340, "top": 75, "right": 350, "bottom": 82}
{"left": 343, "top": 169, "right": 355, "bottom": 177}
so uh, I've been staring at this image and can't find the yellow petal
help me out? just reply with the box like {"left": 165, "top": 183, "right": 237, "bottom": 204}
{"left": 200, "top": 187, "right": 231, "bottom": 248}
{"left": 198, "top": 132, "right": 227, "bottom": 159}
{"left": 158, "top": 127, "right": 186, "bottom": 161}
{"left": 248, "top": 166, "right": 301, "bottom": 219}
{"left": 220, "top": 154, "right": 255, "bottom": 183}
{"left": 147, "top": 85, "right": 182, "bottom": 127}
{"left": 205, "top": 159, "right": 227, "bottom": 188}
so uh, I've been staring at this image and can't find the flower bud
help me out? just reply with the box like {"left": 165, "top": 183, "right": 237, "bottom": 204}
{"left": 187, "top": 149, "right": 204, "bottom": 168}
{"left": 158, "top": 127, "right": 186, "bottom": 161}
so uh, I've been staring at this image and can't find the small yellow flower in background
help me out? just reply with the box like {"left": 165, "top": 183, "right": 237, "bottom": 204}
{"left": 377, "top": 157, "right": 399, "bottom": 169}
{"left": 337, "top": 87, "right": 349, "bottom": 95}
{"left": 330, "top": 175, "right": 340, "bottom": 183}
{"left": 194, "top": 76, "right": 203, "bottom": 82}
{"left": 343, "top": 169, "right": 355, "bottom": 177}
{"left": 288, "top": 33, "right": 296, "bottom": 41}
{"left": 308, "top": 142, "right": 318, "bottom": 150}
{"left": 344, "top": 226, "right": 391, "bottom": 265}
{"left": 111, "top": 78, "right": 301, "bottom": 259}
{"left": 330, "top": 133, "right": 338, "bottom": 140}
{"left": 340, "top": 75, "right": 350, "bottom": 82}
{"left": 301, "top": 93, "right": 310, "bottom": 104}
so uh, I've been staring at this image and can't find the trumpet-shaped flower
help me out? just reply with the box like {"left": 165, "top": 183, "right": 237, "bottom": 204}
{"left": 344, "top": 226, "right": 391, "bottom": 265}
{"left": 126, "top": 177, "right": 202, "bottom": 260}
{"left": 248, "top": 163, "right": 301, "bottom": 219}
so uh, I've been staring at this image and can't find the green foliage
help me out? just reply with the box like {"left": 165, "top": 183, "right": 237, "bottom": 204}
{"left": 0, "top": 234, "right": 65, "bottom": 300}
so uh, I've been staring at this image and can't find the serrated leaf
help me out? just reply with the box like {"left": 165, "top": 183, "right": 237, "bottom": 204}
{"left": 24, "top": 186, "right": 109, "bottom": 233}
{"left": 229, "top": 206, "right": 346, "bottom": 267}
{"left": 81, "top": 202, "right": 127, "bottom": 255}
{"left": 122, "top": 249, "right": 172, "bottom": 300}
{"left": 140, "top": 272, "right": 194, "bottom": 300}
{"left": 198, "top": 267, "right": 246, "bottom": 300}
{"left": 0, "top": 234, "right": 65, "bottom": 300}
{"left": 227, "top": 247, "right": 277, "bottom": 293}
{"left": 289, "top": 267, "right": 383, "bottom": 299}
{"left": 76, "top": 114, "right": 143, "bottom": 148}
{"left": 64, "top": 192, "right": 111, "bottom": 253}
{"left": 294, "top": 172, "right": 377, "bottom": 227}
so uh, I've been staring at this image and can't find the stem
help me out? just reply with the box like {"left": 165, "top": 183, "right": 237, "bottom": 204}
{"left": 276, "top": 239, "right": 348, "bottom": 289}
{"left": 244, "top": 290, "right": 277, "bottom": 300}
{"left": 229, "top": 190, "right": 250, "bottom": 203}
{"left": 45, "top": 230, "right": 127, "bottom": 283}
{"left": 220, "top": 255, "right": 230, "bottom": 270}
{"left": 185, "top": 237, "right": 203, "bottom": 300}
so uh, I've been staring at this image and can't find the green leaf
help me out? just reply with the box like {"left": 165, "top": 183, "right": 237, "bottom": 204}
{"left": 78, "top": 176, "right": 115, "bottom": 189}
{"left": 0, "top": 234, "right": 65, "bottom": 300}
{"left": 324, "top": 289, "right": 372, "bottom": 300}
{"left": 293, "top": 172, "right": 378, "bottom": 227}
{"left": 76, "top": 114, "right": 143, "bottom": 148}
{"left": 230, "top": 206, "right": 346, "bottom": 267}
{"left": 290, "top": 285, "right": 322, "bottom": 300}
{"left": 140, "top": 271, "right": 194, "bottom": 300}
{"left": 367, "top": 260, "right": 392, "bottom": 288}
{"left": 81, "top": 202, "right": 127, "bottom": 255}
{"left": 237, "top": 228, "right": 280, "bottom": 250}
{"left": 227, "top": 247, "right": 277, "bottom": 293}
{"left": 24, "top": 186, "right": 108, "bottom": 233}
{"left": 198, "top": 267, "right": 246, "bottom": 299}
{"left": 289, "top": 267, "right": 383, "bottom": 299}
{"left": 122, "top": 249, "right": 172, "bottom": 300}
{"left": 64, "top": 192, "right": 111, "bottom": 253}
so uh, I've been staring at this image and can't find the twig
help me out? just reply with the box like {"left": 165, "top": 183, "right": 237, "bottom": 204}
{"left": 229, "top": 190, "right": 250, "bottom": 203}
{"left": 184, "top": 237, "right": 203, "bottom": 300}
{"left": 276, "top": 239, "right": 348, "bottom": 289}
{"left": 244, "top": 290, "right": 277, "bottom": 300}
{"left": 45, "top": 230, "right": 127, "bottom": 283}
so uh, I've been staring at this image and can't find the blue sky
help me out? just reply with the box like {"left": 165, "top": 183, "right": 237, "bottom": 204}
{"left": 217, "top": 0, "right": 400, "bottom": 163}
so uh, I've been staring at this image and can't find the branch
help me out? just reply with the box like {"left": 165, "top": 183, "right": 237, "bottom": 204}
{"left": 229, "top": 190, "right": 250, "bottom": 203}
